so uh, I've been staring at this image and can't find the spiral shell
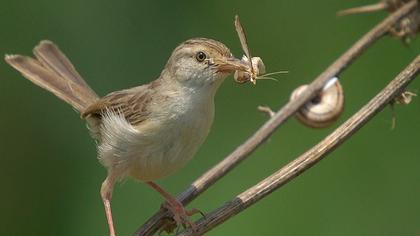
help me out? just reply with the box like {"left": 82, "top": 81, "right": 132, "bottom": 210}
{"left": 234, "top": 56, "right": 265, "bottom": 84}
{"left": 290, "top": 78, "right": 344, "bottom": 128}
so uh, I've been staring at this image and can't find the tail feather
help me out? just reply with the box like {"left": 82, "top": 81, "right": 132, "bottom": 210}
{"left": 5, "top": 41, "right": 99, "bottom": 113}
{"left": 33, "top": 40, "right": 97, "bottom": 97}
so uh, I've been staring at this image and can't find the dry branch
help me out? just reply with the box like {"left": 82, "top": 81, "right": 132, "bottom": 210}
{"left": 135, "top": 1, "right": 419, "bottom": 235}
{"left": 177, "top": 56, "right": 420, "bottom": 235}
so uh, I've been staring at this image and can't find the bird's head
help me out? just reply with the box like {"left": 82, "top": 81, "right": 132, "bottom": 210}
{"left": 163, "top": 38, "right": 248, "bottom": 90}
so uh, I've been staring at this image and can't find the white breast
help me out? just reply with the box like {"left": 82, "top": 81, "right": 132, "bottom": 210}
{"left": 97, "top": 88, "right": 215, "bottom": 182}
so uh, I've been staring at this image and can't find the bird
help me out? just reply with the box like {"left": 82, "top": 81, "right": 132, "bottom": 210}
{"left": 5, "top": 38, "right": 249, "bottom": 236}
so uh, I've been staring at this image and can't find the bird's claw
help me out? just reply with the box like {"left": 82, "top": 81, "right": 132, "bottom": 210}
{"left": 160, "top": 201, "right": 203, "bottom": 233}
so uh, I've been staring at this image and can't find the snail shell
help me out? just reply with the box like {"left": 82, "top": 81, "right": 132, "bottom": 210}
{"left": 290, "top": 77, "right": 344, "bottom": 128}
{"left": 234, "top": 56, "right": 265, "bottom": 84}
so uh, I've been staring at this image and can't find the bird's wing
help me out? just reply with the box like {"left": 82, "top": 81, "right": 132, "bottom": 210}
{"left": 82, "top": 83, "right": 156, "bottom": 126}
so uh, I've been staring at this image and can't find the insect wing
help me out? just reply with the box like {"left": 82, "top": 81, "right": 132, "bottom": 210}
{"left": 235, "top": 15, "right": 254, "bottom": 76}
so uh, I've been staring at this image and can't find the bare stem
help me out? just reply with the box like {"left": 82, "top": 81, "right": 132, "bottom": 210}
{"left": 134, "top": 1, "right": 419, "bottom": 235}
{"left": 337, "top": 2, "right": 388, "bottom": 16}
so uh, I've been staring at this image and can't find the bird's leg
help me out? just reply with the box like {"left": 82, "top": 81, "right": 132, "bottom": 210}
{"left": 101, "top": 174, "right": 117, "bottom": 236}
{"left": 146, "top": 181, "right": 202, "bottom": 231}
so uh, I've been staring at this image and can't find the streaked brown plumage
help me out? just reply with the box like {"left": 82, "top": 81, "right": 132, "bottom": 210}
{"left": 82, "top": 84, "right": 156, "bottom": 125}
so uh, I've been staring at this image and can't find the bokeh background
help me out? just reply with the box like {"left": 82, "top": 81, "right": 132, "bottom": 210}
{"left": 0, "top": 0, "right": 419, "bottom": 235}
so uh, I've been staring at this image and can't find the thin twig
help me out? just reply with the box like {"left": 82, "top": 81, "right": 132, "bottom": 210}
{"left": 337, "top": 2, "right": 388, "bottom": 16}
{"left": 177, "top": 56, "right": 420, "bottom": 236}
{"left": 257, "top": 105, "right": 275, "bottom": 117}
{"left": 134, "top": 1, "right": 419, "bottom": 235}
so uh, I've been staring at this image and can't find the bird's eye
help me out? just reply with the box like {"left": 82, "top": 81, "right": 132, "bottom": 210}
{"left": 195, "top": 51, "right": 207, "bottom": 62}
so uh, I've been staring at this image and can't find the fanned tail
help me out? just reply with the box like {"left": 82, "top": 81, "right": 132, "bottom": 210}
{"left": 5, "top": 40, "right": 99, "bottom": 112}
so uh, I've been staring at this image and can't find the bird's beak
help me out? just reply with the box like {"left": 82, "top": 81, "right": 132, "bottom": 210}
{"left": 215, "top": 57, "right": 248, "bottom": 73}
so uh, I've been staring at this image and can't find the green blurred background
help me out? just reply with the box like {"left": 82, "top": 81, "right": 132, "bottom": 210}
{"left": 1, "top": 0, "right": 419, "bottom": 235}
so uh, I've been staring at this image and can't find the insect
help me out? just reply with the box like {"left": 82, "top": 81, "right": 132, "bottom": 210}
{"left": 233, "top": 15, "right": 288, "bottom": 84}
{"left": 390, "top": 90, "right": 417, "bottom": 129}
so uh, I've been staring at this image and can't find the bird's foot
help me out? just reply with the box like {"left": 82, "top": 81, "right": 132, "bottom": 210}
{"left": 161, "top": 199, "right": 204, "bottom": 232}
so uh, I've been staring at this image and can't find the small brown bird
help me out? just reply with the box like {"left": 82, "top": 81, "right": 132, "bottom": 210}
{"left": 5, "top": 38, "right": 248, "bottom": 236}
